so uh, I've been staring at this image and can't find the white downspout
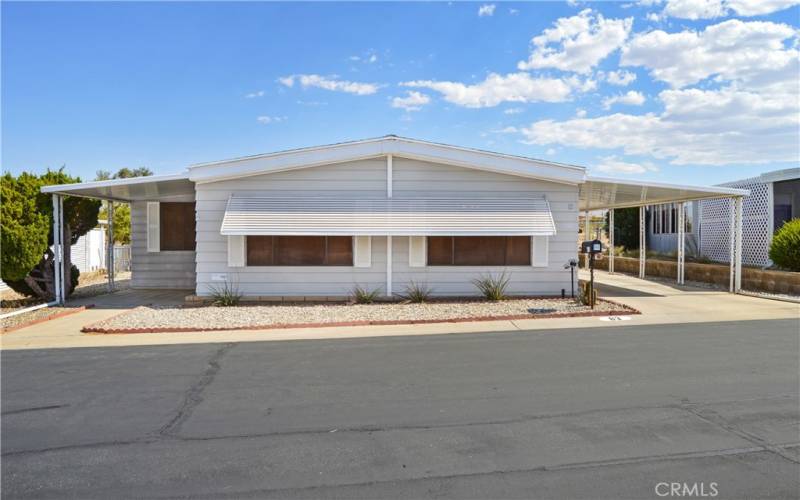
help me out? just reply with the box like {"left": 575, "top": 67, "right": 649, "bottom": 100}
{"left": 386, "top": 154, "right": 393, "bottom": 297}
{"left": 52, "top": 194, "right": 63, "bottom": 305}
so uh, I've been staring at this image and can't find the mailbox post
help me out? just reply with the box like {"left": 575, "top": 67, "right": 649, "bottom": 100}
{"left": 581, "top": 239, "right": 603, "bottom": 309}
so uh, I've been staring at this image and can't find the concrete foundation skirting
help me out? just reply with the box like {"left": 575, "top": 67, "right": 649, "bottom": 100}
{"left": 582, "top": 255, "right": 800, "bottom": 295}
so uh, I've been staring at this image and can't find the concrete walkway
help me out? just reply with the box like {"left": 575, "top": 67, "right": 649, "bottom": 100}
{"left": 1, "top": 274, "right": 797, "bottom": 350}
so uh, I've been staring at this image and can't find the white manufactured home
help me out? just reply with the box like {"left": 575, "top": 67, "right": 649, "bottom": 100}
{"left": 42, "top": 136, "right": 750, "bottom": 302}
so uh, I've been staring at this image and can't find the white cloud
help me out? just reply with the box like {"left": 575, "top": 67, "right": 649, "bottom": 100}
{"left": 492, "top": 126, "right": 519, "bottom": 134}
{"left": 662, "top": 0, "right": 800, "bottom": 18}
{"left": 517, "top": 9, "right": 633, "bottom": 74}
{"left": 602, "top": 90, "right": 646, "bottom": 109}
{"left": 504, "top": 107, "right": 524, "bottom": 115}
{"left": 278, "top": 74, "right": 381, "bottom": 95}
{"left": 605, "top": 70, "right": 637, "bottom": 86}
{"left": 244, "top": 90, "right": 265, "bottom": 99}
{"left": 403, "top": 72, "right": 586, "bottom": 108}
{"left": 621, "top": 19, "right": 798, "bottom": 89}
{"left": 509, "top": 7, "right": 519, "bottom": 15}
{"left": 726, "top": 0, "right": 800, "bottom": 16}
{"left": 367, "top": 54, "right": 378, "bottom": 64}
{"left": 349, "top": 55, "right": 361, "bottom": 61}
{"left": 545, "top": 148, "right": 557, "bottom": 156}
{"left": 595, "top": 155, "right": 659, "bottom": 174}
{"left": 663, "top": 0, "right": 726, "bottom": 19}
{"left": 478, "top": 4, "right": 496, "bottom": 16}
{"left": 575, "top": 108, "right": 587, "bottom": 117}
{"left": 256, "top": 115, "right": 285, "bottom": 124}
{"left": 646, "top": 12, "right": 663, "bottom": 21}
{"left": 391, "top": 91, "right": 431, "bottom": 112}
{"left": 520, "top": 86, "right": 799, "bottom": 165}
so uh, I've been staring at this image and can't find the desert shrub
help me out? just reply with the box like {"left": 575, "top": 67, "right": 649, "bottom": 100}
{"left": 769, "top": 219, "right": 800, "bottom": 271}
{"left": 397, "top": 281, "right": 433, "bottom": 303}
{"left": 472, "top": 271, "right": 511, "bottom": 301}
{"left": 351, "top": 285, "right": 381, "bottom": 304}
{"left": 207, "top": 280, "right": 242, "bottom": 306}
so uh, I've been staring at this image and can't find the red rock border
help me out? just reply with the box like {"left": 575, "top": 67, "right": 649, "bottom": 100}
{"left": 2, "top": 306, "right": 90, "bottom": 334}
{"left": 82, "top": 299, "right": 639, "bottom": 334}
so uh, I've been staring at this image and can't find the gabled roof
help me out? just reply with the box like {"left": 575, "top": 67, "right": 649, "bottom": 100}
{"left": 186, "top": 135, "right": 586, "bottom": 185}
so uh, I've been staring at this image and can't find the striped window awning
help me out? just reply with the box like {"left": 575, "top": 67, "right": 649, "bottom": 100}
{"left": 220, "top": 196, "right": 556, "bottom": 236}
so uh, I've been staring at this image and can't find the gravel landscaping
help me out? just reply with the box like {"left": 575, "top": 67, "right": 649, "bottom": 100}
{"left": 85, "top": 297, "right": 637, "bottom": 333}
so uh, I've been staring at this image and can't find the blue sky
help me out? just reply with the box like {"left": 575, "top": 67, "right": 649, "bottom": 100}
{"left": 2, "top": 1, "right": 798, "bottom": 185}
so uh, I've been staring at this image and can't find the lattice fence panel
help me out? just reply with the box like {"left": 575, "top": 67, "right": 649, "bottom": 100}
{"left": 700, "top": 178, "right": 771, "bottom": 267}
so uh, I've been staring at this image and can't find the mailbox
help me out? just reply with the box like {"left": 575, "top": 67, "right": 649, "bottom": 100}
{"left": 581, "top": 239, "right": 603, "bottom": 255}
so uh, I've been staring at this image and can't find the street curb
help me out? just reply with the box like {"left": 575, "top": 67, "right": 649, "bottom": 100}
{"left": 2, "top": 306, "right": 92, "bottom": 334}
{"left": 82, "top": 300, "right": 640, "bottom": 334}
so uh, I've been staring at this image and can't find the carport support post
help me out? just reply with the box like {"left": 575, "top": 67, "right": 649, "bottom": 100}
{"left": 608, "top": 209, "right": 615, "bottom": 274}
{"left": 639, "top": 206, "right": 646, "bottom": 279}
{"left": 729, "top": 198, "right": 736, "bottom": 293}
{"left": 677, "top": 202, "right": 685, "bottom": 285}
{"left": 107, "top": 200, "right": 115, "bottom": 292}
{"left": 734, "top": 197, "right": 743, "bottom": 293}
{"left": 51, "top": 194, "right": 64, "bottom": 305}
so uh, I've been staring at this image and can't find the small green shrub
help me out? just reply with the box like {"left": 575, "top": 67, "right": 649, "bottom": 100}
{"left": 769, "top": 219, "right": 800, "bottom": 271}
{"left": 397, "top": 281, "right": 433, "bottom": 303}
{"left": 351, "top": 285, "right": 381, "bottom": 304}
{"left": 472, "top": 271, "right": 511, "bottom": 301}
{"left": 207, "top": 280, "right": 242, "bottom": 306}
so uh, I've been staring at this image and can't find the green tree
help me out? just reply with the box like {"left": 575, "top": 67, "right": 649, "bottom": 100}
{"left": 1, "top": 169, "right": 101, "bottom": 299}
{"left": 95, "top": 167, "right": 152, "bottom": 244}
{"left": 605, "top": 207, "right": 646, "bottom": 250}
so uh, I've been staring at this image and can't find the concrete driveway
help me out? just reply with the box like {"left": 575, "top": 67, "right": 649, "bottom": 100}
{"left": 2, "top": 318, "right": 798, "bottom": 498}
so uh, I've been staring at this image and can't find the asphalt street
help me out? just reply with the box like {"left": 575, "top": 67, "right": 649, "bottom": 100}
{"left": 2, "top": 318, "right": 799, "bottom": 499}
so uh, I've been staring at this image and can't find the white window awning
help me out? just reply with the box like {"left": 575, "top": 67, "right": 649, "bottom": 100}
{"left": 220, "top": 196, "right": 556, "bottom": 236}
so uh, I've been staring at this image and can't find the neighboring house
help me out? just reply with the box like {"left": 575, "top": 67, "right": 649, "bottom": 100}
{"left": 698, "top": 168, "right": 799, "bottom": 267}
{"left": 41, "top": 136, "right": 749, "bottom": 299}
{"left": 72, "top": 222, "right": 108, "bottom": 273}
{"left": 646, "top": 203, "right": 700, "bottom": 256}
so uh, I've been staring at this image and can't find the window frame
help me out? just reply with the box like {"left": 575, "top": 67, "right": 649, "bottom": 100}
{"left": 426, "top": 236, "right": 532, "bottom": 267}
{"left": 245, "top": 235, "right": 354, "bottom": 267}
{"left": 159, "top": 202, "right": 196, "bottom": 252}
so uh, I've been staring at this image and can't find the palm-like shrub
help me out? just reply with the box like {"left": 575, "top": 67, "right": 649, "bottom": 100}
{"left": 397, "top": 281, "right": 433, "bottom": 303}
{"left": 472, "top": 271, "right": 511, "bottom": 301}
{"left": 207, "top": 280, "right": 242, "bottom": 306}
{"left": 351, "top": 285, "right": 381, "bottom": 304}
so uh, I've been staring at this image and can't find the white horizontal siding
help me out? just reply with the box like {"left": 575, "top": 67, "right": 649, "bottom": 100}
{"left": 194, "top": 157, "right": 579, "bottom": 297}
{"left": 195, "top": 159, "right": 388, "bottom": 296}
{"left": 130, "top": 202, "right": 196, "bottom": 289}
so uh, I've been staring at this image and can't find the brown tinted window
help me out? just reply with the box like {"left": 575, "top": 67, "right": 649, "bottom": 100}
{"left": 160, "top": 202, "right": 196, "bottom": 251}
{"left": 505, "top": 236, "right": 531, "bottom": 265}
{"left": 427, "top": 236, "right": 530, "bottom": 266}
{"left": 454, "top": 237, "right": 506, "bottom": 265}
{"left": 427, "top": 236, "right": 454, "bottom": 265}
{"left": 246, "top": 236, "right": 274, "bottom": 266}
{"left": 326, "top": 236, "right": 353, "bottom": 265}
{"left": 246, "top": 236, "right": 353, "bottom": 266}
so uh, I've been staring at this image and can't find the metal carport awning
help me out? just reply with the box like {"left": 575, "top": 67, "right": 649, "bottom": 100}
{"left": 220, "top": 196, "right": 557, "bottom": 236}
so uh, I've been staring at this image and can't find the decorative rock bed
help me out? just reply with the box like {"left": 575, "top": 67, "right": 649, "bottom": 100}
{"left": 83, "top": 297, "right": 638, "bottom": 333}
